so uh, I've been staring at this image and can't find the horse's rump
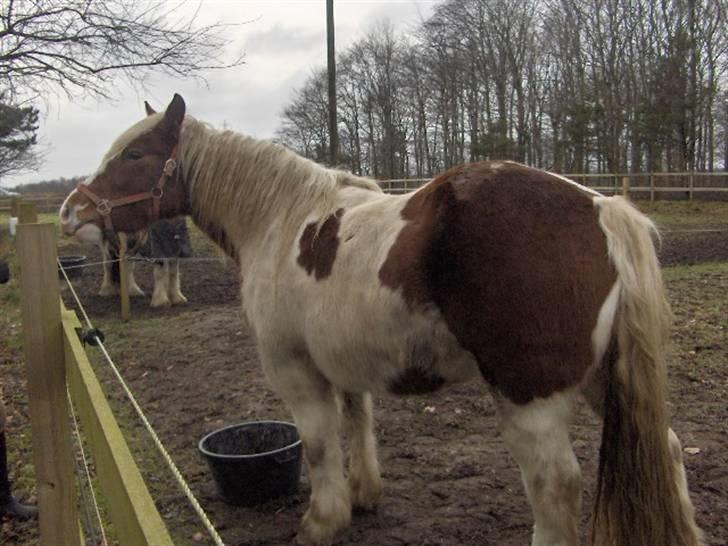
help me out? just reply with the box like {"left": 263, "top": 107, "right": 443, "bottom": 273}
{"left": 379, "top": 162, "right": 616, "bottom": 404}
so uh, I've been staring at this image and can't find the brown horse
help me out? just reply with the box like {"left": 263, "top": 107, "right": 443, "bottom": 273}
{"left": 59, "top": 95, "right": 704, "bottom": 546}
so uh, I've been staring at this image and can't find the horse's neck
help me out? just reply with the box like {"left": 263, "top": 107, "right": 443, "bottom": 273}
{"left": 180, "top": 122, "right": 354, "bottom": 264}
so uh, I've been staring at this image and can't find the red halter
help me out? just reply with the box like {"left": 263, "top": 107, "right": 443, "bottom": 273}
{"left": 76, "top": 147, "right": 177, "bottom": 239}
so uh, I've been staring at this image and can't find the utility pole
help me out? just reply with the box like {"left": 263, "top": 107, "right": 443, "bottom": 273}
{"left": 326, "top": 0, "right": 338, "bottom": 165}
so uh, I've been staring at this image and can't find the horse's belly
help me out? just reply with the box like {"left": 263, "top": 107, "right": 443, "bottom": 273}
{"left": 308, "top": 309, "right": 480, "bottom": 396}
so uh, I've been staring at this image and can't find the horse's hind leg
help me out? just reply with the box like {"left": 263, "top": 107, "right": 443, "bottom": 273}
{"left": 667, "top": 428, "right": 704, "bottom": 541}
{"left": 150, "top": 260, "right": 170, "bottom": 307}
{"left": 498, "top": 392, "right": 581, "bottom": 546}
{"left": 127, "top": 260, "right": 145, "bottom": 297}
{"left": 261, "top": 349, "right": 350, "bottom": 546}
{"left": 167, "top": 259, "right": 188, "bottom": 304}
{"left": 341, "top": 391, "right": 382, "bottom": 512}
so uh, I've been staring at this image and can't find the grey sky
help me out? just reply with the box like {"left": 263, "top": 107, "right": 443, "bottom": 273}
{"left": 2, "top": 0, "right": 436, "bottom": 188}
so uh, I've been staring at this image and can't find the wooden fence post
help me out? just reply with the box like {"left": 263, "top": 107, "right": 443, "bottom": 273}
{"left": 18, "top": 202, "right": 37, "bottom": 224}
{"left": 118, "top": 232, "right": 131, "bottom": 321}
{"left": 16, "top": 222, "right": 80, "bottom": 546}
{"left": 10, "top": 196, "right": 21, "bottom": 217}
{"left": 649, "top": 174, "right": 655, "bottom": 202}
{"left": 621, "top": 176, "right": 630, "bottom": 198}
{"left": 689, "top": 172, "right": 694, "bottom": 201}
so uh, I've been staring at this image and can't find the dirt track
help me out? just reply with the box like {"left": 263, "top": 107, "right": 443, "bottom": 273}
{"left": 4, "top": 221, "right": 727, "bottom": 545}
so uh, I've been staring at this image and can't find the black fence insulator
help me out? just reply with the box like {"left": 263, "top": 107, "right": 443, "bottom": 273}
{"left": 76, "top": 327, "right": 106, "bottom": 346}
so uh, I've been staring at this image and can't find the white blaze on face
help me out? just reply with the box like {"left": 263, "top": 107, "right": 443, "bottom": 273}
{"left": 58, "top": 182, "right": 102, "bottom": 244}
{"left": 59, "top": 189, "right": 83, "bottom": 232}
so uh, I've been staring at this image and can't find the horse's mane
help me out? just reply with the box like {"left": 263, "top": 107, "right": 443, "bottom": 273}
{"left": 178, "top": 117, "right": 382, "bottom": 255}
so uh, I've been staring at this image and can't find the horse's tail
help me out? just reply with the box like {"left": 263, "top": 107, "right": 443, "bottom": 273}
{"left": 592, "top": 196, "right": 703, "bottom": 546}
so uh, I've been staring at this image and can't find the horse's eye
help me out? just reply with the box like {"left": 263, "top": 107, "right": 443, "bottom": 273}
{"left": 125, "top": 149, "right": 143, "bottom": 160}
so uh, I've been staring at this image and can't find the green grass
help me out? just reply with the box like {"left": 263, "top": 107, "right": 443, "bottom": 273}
{"left": 663, "top": 261, "right": 728, "bottom": 278}
{"left": 637, "top": 201, "right": 728, "bottom": 229}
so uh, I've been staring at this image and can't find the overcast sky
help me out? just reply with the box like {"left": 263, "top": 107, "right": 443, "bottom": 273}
{"left": 2, "top": 0, "right": 436, "bottom": 188}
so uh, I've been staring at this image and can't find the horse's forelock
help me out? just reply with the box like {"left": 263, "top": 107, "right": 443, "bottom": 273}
{"left": 97, "top": 112, "right": 166, "bottom": 171}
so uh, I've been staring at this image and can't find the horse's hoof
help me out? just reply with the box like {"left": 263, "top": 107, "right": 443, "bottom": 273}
{"left": 169, "top": 292, "right": 188, "bottom": 305}
{"left": 349, "top": 477, "right": 383, "bottom": 513}
{"left": 98, "top": 284, "right": 119, "bottom": 297}
{"left": 296, "top": 528, "right": 333, "bottom": 546}
{"left": 129, "top": 288, "right": 146, "bottom": 297}
{"left": 150, "top": 297, "right": 171, "bottom": 308}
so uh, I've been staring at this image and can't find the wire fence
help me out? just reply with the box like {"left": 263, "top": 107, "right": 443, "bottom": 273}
{"left": 58, "top": 258, "right": 227, "bottom": 546}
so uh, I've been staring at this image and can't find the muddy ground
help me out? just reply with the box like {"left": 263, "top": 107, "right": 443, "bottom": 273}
{"left": 4, "top": 220, "right": 728, "bottom": 546}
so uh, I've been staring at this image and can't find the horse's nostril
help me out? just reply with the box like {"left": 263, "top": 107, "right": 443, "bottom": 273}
{"left": 61, "top": 206, "right": 70, "bottom": 221}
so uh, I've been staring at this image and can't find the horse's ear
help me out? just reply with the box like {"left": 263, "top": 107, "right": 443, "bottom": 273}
{"left": 144, "top": 101, "right": 156, "bottom": 116}
{"left": 163, "top": 94, "right": 186, "bottom": 131}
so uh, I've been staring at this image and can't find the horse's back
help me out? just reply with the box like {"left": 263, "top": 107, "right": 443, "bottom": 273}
{"left": 380, "top": 161, "right": 617, "bottom": 404}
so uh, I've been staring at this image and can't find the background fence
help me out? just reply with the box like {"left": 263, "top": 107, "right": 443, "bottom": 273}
{"left": 0, "top": 193, "right": 69, "bottom": 213}
{"left": 380, "top": 171, "right": 728, "bottom": 199}
{"left": 2, "top": 171, "right": 728, "bottom": 210}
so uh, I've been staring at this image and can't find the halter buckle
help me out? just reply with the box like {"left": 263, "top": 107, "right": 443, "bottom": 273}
{"left": 96, "top": 199, "right": 112, "bottom": 216}
{"left": 163, "top": 158, "right": 177, "bottom": 176}
{"left": 151, "top": 186, "right": 164, "bottom": 199}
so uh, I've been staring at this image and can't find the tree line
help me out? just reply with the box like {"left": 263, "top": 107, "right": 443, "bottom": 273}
{"left": 277, "top": 0, "right": 728, "bottom": 179}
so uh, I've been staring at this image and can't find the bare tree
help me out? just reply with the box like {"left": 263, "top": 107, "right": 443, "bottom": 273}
{"left": 279, "top": 0, "right": 728, "bottom": 178}
{"left": 277, "top": 68, "right": 330, "bottom": 162}
{"left": 0, "top": 0, "right": 244, "bottom": 101}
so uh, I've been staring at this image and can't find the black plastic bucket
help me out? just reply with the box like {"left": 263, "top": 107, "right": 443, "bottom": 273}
{"left": 58, "top": 255, "right": 87, "bottom": 279}
{"left": 199, "top": 421, "right": 303, "bottom": 506}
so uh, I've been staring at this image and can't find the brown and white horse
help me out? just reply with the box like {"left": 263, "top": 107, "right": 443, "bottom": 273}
{"left": 63, "top": 100, "right": 188, "bottom": 308}
{"left": 59, "top": 95, "right": 704, "bottom": 546}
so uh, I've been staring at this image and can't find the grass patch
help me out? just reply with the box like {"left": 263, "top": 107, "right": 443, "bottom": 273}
{"left": 663, "top": 260, "right": 728, "bottom": 279}
{"left": 637, "top": 201, "right": 728, "bottom": 229}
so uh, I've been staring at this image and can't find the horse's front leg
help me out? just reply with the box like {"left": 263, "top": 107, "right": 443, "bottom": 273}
{"left": 341, "top": 391, "right": 382, "bottom": 512}
{"left": 261, "top": 347, "right": 351, "bottom": 546}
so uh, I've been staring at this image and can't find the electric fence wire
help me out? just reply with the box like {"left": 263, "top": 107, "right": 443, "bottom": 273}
{"left": 56, "top": 227, "right": 728, "bottom": 273}
{"left": 57, "top": 258, "right": 226, "bottom": 546}
{"left": 57, "top": 255, "right": 230, "bottom": 271}
{"left": 66, "top": 384, "right": 107, "bottom": 546}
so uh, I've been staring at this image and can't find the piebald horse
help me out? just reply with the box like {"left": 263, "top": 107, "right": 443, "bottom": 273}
{"left": 96, "top": 218, "right": 189, "bottom": 308}
{"left": 59, "top": 95, "right": 704, "bottom": 546}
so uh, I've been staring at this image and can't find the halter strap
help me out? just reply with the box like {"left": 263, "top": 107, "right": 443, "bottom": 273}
{"left": 77, "top": 147, "right": 177, "bottom": 240}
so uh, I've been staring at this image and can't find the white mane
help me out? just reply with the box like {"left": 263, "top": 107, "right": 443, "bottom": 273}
{"left": 177, "top": 116, "right": 382, "bottom": 255}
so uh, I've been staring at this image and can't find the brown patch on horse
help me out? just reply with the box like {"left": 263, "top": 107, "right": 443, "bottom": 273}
{"left": 380, "top": 161, "right": 617, "bottom": 404}
{"left": 379, "top": 182, "right": 454, "bottom": 309}
{"left": 297, "top": 209, "right": 344, "bottom": 280}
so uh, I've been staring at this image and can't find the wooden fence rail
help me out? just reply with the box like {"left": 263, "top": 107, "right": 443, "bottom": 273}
{"left": 17, "top": 219, "right": 173, "bottom": 546}
{"left": 379, "top": 171, "right": 728, "bottom": 199}
{"left": 1, "top": 193, "right": 68, "bottom": 214}
{"left": 1, "top": 171, "right": 728, "bottom": 214}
